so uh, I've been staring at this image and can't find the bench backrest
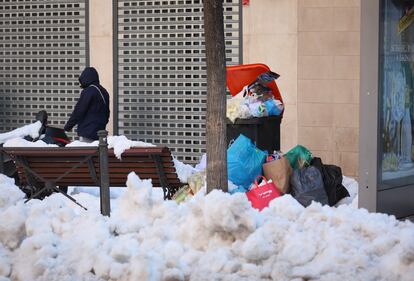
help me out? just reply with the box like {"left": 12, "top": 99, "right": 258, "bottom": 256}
{"left": 1, "top": 146, "right": 181, "bottom": 189}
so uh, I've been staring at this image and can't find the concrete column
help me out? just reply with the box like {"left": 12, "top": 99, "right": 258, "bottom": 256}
{"left": 89, "top": 0, "right": 114, "bottom": 135}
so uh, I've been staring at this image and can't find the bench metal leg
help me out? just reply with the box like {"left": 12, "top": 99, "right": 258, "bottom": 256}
{"left": 151, "top": 154, "right": 174, "bottom": 200}
{"left": 25, "top": 181, "right": 87, "bottom": 210}
{"left": 24, "top": 185, "right": 48, "bottom": 202}
{"left": 13, "top": 155, "right": 93, "bottom": 211}
{"left": 49, "top": 184, "right": 88, "bottom": 211}
{"left": 18, "top": 156, "right": 43, "bottom": 191}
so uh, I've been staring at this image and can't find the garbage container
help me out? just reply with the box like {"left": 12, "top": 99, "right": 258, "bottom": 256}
{"left": 226, "top": 115, "right": 281, "bottom": 153}
{"left": 226, "top": 63, "right": 283, "bottom": 153}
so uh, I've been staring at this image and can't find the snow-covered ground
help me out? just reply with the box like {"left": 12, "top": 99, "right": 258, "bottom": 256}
{"left": 0, "top": 171, "right": 413, "bottom": 280}
{"left": 1, "top": 131, "right": 413, "bottom": 280}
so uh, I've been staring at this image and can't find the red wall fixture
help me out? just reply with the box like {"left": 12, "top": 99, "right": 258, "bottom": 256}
{"left": 243, "top": 0, "right": 250, "bottom": 6}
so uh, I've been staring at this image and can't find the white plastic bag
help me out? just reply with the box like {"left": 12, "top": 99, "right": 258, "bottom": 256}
{"left": 226, "top": 86, "right": 252, "bottom": 122}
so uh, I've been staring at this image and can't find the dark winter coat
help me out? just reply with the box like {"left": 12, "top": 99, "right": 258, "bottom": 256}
{"left": 64, "top": 67, "right": 110, "bottom": 140}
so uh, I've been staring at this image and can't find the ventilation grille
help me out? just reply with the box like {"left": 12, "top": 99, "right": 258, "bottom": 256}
{"left": 117, "top": 0, "right": 241, "bottom": 163}
{"left": 0, "top": 0, "right": 87, "bottom": 135}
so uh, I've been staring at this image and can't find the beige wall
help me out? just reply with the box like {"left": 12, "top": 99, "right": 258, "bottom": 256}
{"left": 243, "top": 0, "right": 360, "bottom": 177}
{"left": 243, "top": 0, "right": 299, "bottom": 155}
{"left": 89, "top": 0, "right": 114, "bottom": 135}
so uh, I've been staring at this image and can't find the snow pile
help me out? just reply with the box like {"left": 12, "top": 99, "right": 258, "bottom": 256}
{"left": 4, "top": 134, "right": 156, "bottom": 160}
{"left": 0, "top": 175, "right": 26, "bottom": 280}
{"left": 336, "top": 176, "right": 359, "bottom": 207}
{"left": 0, "top": 173, "right": 413, "bottom": 281}
{"left": 3, "top": 137, "right": 58, "bottom": 148}
{"left": 64, "top": 140, "right": 98, "bottom": 147}
{"left": 107, "top": 135, "right": 155, "bottom": 159}
{"left": 66, "top": 135, "right": 156, "bottom": 160}
{"left": 0, "top": 175, "right": 26, "bottom": 251}
{"left": 173, "top": 157, "right": 198, "bottom": 183}
{"left": 0, "top": 121, "right": 42, "bottom": 145}
{"left": 58, "top": 135, "right": 155, "bottom": 160}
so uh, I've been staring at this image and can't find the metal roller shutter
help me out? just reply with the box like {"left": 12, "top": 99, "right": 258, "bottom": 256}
{"left": 0, "top": 0, "right": 88, "bottom": 135}
{"left": 117, "top": 0, "right": 241, "bottom": 163}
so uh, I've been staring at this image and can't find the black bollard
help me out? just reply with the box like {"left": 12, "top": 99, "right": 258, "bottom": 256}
{"left": 98, "top": 130, "right": 110, "bottom": 216}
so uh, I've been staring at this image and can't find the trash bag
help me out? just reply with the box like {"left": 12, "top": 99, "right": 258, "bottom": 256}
{"left": 249, "top": 84, "right": 274, "bottom": 102}
{"left": 227, "top": 134, "right": 267, "bottom": 189}
{"left": 229, "top": 185, "right": 249, "bottom": 194}
{"left": 264, "top": 99, "right": 284, "bottom": 116}
{"left": 263, "top": 156, "right": 292, "bottom": 194}
{"left": 290, "top": 166, "right": 328, "bottom": 207}
{"left": 284, "top": 145, "right": 313, "bottom": 169}
{"left": 187, "top": 170, "right": 206, "bottom": 194}
{"left": 172, "top": 184, "right": 193, "bottom": 204}
{"left": 248, "top": 101, "right": 267, "bottom": 118}
{"left": 226, "top": 87, "right": 252, "bottom": 122}
{"left": 248, "top": 71, "right": 280, "bottom": 90}
{"left": 246, "top": 176, "right": 282, "bottom": 211}
{"left": 255, "top": 71, "right": 280, "bottom": 84}
{"left": 310, "top": 157, "right": 350, "bottom": 206}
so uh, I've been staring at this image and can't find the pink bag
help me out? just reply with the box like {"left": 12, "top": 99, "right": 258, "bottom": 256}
{"left": 246, "top": 176, "right": 282, "bottom": 211}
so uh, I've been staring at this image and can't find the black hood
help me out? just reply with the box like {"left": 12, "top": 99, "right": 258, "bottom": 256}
{"left": 78, "top": 67, "right": 100, "bottom": 88}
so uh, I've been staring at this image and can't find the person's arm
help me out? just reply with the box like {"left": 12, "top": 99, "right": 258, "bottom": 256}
{"left": 64, "top": 90, "right": 93, "bottom": 131}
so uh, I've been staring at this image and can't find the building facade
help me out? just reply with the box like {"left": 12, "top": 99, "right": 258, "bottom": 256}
{"left": 0, "top": 0, "right": 361, "bottom": 174}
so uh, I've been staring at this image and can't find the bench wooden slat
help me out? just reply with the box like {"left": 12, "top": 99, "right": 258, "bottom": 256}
{"left": 105, "top": 155, "right": 174, "bottom": 162}
{"left": 107, "top": 162, "right": 175, "bottom": 168}
{"left": 27, "top": 163, "right": 91, "bottom": 168}
{"left": 23, "top": 155, "right": 175, "bottom": 165}
{"left": 3, "top": 146, "right": 167, "bottom": 157}
{"left": 20, "top": 166, "right": 177, "bottom": 173}
{"left": 108, "top": 147, "right": 165, "bottom": 157}
{"left": 27, "top": 162, "right": 176, "bottom": 168}
{"left": 16, "top": 167, "right": 180, "bottom": 176}
{"left": 17, "top": 176, "right": 181, "bottom": 186}
{"left": 30, "top": 176, "right": 182, "bottom": 182}
{"left": 16, "top": 170, "right": 179, "bottom": 179}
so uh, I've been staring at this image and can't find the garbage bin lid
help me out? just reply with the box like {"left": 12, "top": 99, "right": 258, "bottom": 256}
{"left": 226, "top": 63, "right": 283, "bottom": 103}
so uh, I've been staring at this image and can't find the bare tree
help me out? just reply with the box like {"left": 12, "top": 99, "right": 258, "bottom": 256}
{"left": 203, "top": 0, "right": 228, "bottom": 192}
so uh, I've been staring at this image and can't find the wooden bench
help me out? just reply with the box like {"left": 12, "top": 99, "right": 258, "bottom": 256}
{"left": 0, "top": 131, "right": 182, "bottom": 215}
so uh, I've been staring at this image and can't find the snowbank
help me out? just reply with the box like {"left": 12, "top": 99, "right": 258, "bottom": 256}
{"left": 0, "top": 131, "right": 411, "bottom": 280}
{"left": 0, "top": 173, "right": 413, "bottom": 281}
{"left": 0, "top": 121, "right": 42, "bottom": 145}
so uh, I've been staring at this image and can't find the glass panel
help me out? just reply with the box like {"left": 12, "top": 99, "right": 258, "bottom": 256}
{"left": 380, "top": 0, "right": 414, "bottom": 186}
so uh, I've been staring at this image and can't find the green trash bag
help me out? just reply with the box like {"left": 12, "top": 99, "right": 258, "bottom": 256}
{"left": 284, "top": 145, "right": 312, "bottom": 169}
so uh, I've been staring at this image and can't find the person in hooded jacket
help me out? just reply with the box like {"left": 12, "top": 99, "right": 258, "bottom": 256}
{"left": 64, "top": 67, "right": 110, "bottom": 142}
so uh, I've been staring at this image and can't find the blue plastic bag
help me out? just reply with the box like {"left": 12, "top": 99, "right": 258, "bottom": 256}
{"left": 229, "top": 186, "right": 249, "bottom": 194}
{"left": 264, "top": 99, "right": 283, "bottom": 116}
{"left": 227, "top": 134, "right": 267, "bottom": 189}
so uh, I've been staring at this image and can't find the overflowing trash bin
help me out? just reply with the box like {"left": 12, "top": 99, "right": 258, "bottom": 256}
{"left": 226, "top": 63, "right": 283, "bottom": 153}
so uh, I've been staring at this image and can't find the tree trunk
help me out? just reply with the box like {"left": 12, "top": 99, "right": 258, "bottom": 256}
{"left": 203, "top": 0, "right": 228, "bottom": 193}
